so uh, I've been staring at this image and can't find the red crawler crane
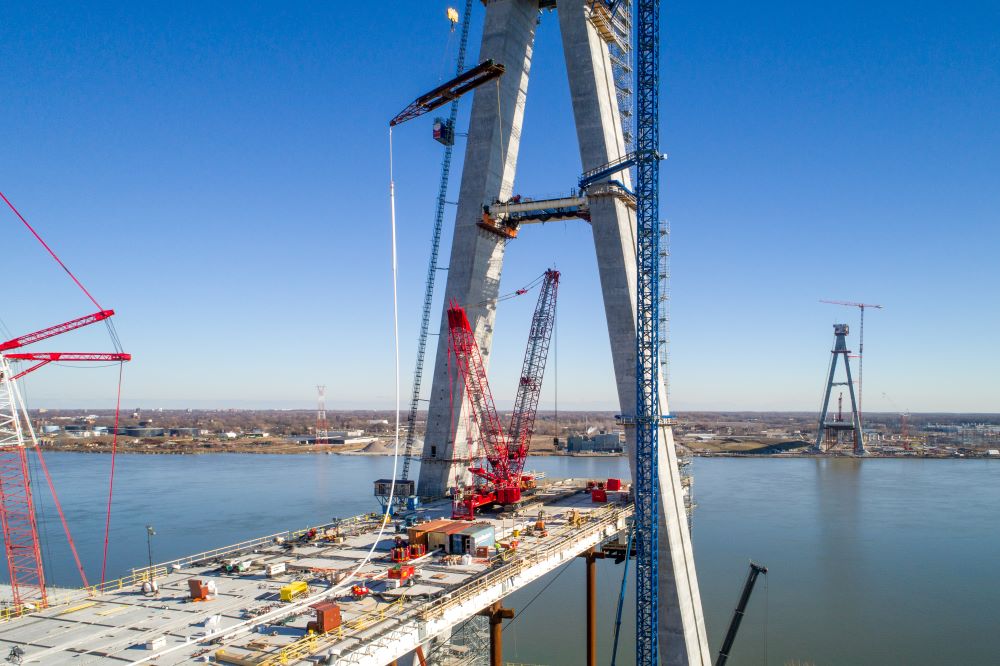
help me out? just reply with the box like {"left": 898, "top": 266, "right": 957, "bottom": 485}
{"left": 450, "top": 269, "right": 560, "bottom": 519}
{"left": 0, "top": 313, "right": 130, "bottom": 609}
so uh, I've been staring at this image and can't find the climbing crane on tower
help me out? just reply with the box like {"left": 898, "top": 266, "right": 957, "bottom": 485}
{"left": 450, "top": 269, "right": 559, "bottom": 519}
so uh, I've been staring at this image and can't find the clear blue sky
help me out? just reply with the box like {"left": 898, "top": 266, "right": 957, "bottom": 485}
{"left": 1, "top": 1, "right": 997, "bottom": 413}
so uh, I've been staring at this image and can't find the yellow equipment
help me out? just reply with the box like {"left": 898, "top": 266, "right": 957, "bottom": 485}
{"left": 279, "top": 580, "right": 309, "bottom": 602}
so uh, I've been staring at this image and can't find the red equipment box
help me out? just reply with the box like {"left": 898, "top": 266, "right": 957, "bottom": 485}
{"left": 188, "top": 579, "right": 209, "bottom": 600}
{"left": 607, "top": 478, "right": 622, "bottom": 491}
{"left": 591, "top": 489, "right": 608, "bottom": 503}
{"left": 388, "top": 565, "right": 415, "bottom": 580}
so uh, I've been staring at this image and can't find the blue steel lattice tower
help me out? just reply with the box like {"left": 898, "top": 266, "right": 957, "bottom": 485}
{"left": 815, "top": 324, "right": 864, "bottom": 455}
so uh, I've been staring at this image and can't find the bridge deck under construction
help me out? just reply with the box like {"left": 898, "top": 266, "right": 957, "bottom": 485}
{"left": 0, "top": 478, "right": 632, "bottom": 665}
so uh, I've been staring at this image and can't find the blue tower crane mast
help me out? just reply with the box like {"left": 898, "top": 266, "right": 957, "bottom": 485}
{"left": 633, "top": 0, "right": 662, "bottom": 663}
{"left": 401, "top": 1, "right": 475, "bottom": 483}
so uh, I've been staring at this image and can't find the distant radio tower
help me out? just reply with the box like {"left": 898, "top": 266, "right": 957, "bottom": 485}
{"left": 316, "top": 385, "right": 328, "bottom": 445}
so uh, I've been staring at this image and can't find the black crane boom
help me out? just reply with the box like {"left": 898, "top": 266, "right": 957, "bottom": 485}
{"left": 390, "top": 59, "right": 505, "bottom": 127}
{"left": 716, "top": 561, "right": 768, "bottom": 666}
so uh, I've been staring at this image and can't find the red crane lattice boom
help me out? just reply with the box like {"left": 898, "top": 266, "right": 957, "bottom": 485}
{"left": 507, "top": 269, "right": 559, "bottom": 479}
{"left": 0, "top": 310, "right": 115, "bottom": 352}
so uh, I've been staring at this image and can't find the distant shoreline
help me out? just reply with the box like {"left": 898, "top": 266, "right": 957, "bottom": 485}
{"left": 34, "top": 441, "right": 996, "bottom": 460}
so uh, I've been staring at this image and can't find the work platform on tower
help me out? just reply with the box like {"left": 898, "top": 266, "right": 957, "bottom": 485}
{"left": 0, "top": 479, "right": 631, "bottom": 665}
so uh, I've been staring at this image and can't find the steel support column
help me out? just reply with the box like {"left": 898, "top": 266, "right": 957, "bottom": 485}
{"left": 480, "top": 601, "right": 514, "bottom": 666}
{"left": 586, "top": 549, "right": 598, "bottom": 666}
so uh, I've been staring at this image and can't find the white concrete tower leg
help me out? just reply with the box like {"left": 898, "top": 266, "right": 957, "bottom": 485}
{"left": 558, "top": 2, "right": 711, "bottom": 664}
{"left": 417, "top": 0, "right": 539, "bottom": 497}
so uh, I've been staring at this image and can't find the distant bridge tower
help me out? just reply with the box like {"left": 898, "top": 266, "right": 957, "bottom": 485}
{"left": 816, "top": 324, "right": 864, "bottom": 454}
{"left": 316, "top": 385, "right": 328, "bottom": 446}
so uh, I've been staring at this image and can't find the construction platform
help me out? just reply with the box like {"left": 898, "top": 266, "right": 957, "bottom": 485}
{"left": 0, "top": 478, "right": 632, "bottom": 665}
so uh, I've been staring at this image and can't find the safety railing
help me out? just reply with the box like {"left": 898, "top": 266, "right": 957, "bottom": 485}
{"left": 252, "top": 594, "right": 409, "bottom": 666}
{"left": 420, "top": 502, "right": 631, "bottom": 621}
{"left": 134, "top": 513, "right": 380, "bottom": 576}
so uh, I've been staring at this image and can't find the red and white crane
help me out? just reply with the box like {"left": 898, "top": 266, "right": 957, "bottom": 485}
{"left": 0, "top": 314, "right": 130, "bottom": 609}
{"left": 1, "top": 190, "right": 130, "bottom": 610}
{"left": 449, "top": 269, "right": 560, "bottom": 519}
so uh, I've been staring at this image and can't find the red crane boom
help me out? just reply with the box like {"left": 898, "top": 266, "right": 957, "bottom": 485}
{"left": 507, "top": 269, "right": 559, "bottom": 479}
{"left": 0, "top": 311, "right": 115, "bottom": 352}
{"left": 447, "top": 305, "right": 511, "bottom": 485}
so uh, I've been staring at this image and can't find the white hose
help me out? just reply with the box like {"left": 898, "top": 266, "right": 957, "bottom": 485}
{"left": 131, "top": 126, "right": 407, "bottom": 666}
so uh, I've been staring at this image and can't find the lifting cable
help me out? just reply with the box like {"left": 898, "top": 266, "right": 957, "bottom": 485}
{"left": 100, "top": 362, "right": 125, "bottom": 585}
{"left": 131, "top": 130, "right": 406, "bottom": 666}
{"left": 0, "top": 191, "right": 103, "bottom": 310}
{"left": 475, "top": 271, "right": 547, "bottom": 308}
{"left": 503, "top": 558, "right": 574, "bottom": 631}
{"left": 0, "top": 190, "right": 124, "bottom": 586}
{"left": 32, "top": 443, "right": 90, "bottom": 587}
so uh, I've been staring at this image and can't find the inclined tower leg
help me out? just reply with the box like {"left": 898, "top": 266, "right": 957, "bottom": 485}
{"left": 816, "top": 349, "right": 840, "bottom": 450}
{"left": 416, "top": 0, "right": 539, "bottom": 497}
{"left": 558, "top": 2, "right": 711, "bottom": 664}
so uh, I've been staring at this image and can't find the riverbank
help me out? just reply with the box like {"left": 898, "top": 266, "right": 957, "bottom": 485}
{"left": 38, "top": 438, "right": 997, "bottom": 460}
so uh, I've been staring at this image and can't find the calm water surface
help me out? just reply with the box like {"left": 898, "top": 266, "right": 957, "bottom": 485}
{"left": 17, "top": 453, "right": 1000, "bottom": 665}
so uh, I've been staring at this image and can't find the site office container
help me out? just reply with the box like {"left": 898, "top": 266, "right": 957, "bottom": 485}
{"left": 307, "top": 601, "right": 342, "bottom": 633}
{"left": 427, "top": 522, "right": 470, "bottom": 552}
{"left": 407, "top": 519, "right": 453, "bottom": 547}
{"left": 450, "top": 523, "right": 496, "bottom": 555}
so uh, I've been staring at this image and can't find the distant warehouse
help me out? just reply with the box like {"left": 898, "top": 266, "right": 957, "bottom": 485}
{"left": 566, "top": 431, "right": 624, "bottom": 453}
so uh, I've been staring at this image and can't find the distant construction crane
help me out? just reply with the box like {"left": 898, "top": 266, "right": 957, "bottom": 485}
{"left": 449, "top": 269, "right": 559, "bottom": 519}
{"left": 820, "top": 299, "right": 882, "bottom": 436}
{"left": 882, "top": 392, "right": 910, "bottom": 442}
{"left": 316, "top": 385, "right": 328, "bottom": 445}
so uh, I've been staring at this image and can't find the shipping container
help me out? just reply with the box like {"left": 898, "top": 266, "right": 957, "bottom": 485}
{"left": 427, "top": 522, "right": 470, "bottom": 552}
{"left": 407, "top": 519, "right": 453, "bottom": 547}
{"left": 450, "top": 523, "right": 496, "bottom": 555}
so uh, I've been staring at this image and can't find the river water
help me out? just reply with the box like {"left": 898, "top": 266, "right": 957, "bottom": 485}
{"left": 16, "top": 453, "right": 1000, "bottom": 665}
